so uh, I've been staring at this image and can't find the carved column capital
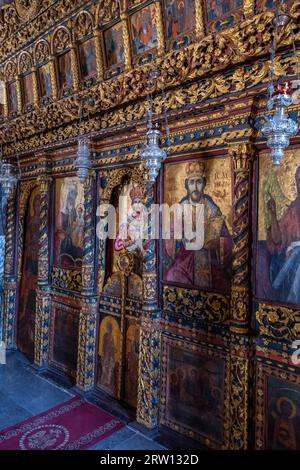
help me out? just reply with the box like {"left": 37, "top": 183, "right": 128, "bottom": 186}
{"left": 228, "top": 142, "right": 255, "bottom": 173}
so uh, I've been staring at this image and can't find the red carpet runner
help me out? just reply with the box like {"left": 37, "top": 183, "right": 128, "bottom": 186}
{"left": 0, "top": 397, "right": 125, "bottom": 450}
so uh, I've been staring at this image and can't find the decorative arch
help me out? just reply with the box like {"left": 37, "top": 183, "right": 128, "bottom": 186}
{"left": 15, "top": 0, "right": 40, "bottom": 21}
{"left": 73, "top": 10, "right": 94, "bottom": 41}
{"left": 4, "top": 61, "right": 17, "bottom": 82}
{"left": 98, "top": 164, "right": 147, "bottom": 291}
{"left": 18, "top": 51, "right": 33, "bottom": 75}
{"left": 100, "top": 164, "right": 146, "bottom": 202}
{"left": 34, "top": 39, "right": 50, "bottom": 66}
{"left": 52, "top": 26, "right": 72, "bottom": 55}
{"left": 96, "top": 0, "right": 120, "bottom": 26}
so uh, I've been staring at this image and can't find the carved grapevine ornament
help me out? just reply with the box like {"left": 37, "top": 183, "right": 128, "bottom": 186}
{"left": 19, "top": 52, "right": 32, "bottom": 74}
{"left": 15, "top": 0, "right": 40, "bottom": 21}
{"left": 35, "top": 40, "right": 50, "bottom": 64}
{"left": 74, "top": 11, "right": 93, "bottom": 40}
{"left": 53, "top": 28, "right": 71, "bottom": 54}
{"left": 97, "top": 0, "right": 120, "bottom": 25}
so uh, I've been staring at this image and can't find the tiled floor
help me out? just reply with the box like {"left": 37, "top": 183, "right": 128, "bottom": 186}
{"left": 0, "top": 351, "right": 165, "bottom": 451}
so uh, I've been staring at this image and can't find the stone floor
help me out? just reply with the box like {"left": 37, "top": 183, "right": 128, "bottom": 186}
{"left": 0, "top": 351, "right": 166, "bottom": 451}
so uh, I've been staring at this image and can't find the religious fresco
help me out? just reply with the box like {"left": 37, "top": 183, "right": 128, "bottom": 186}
{"left": 54, "top": 177, "right": 84, "bottom": 269}
{"left": 96, "top": 316, "right": 121, "bottom": 397}
{"left": 17, "top": 188, "right": 41, "bottom": 358}
{"left": 58, "top": 51, "right": 73, "bottom": 95}
{"left": 163, "top": 340, "right": 226, "bottom": 445}
{"left": 266, "top": 376, "right": 300, "bottom": 450}
{"left": 22, "top": 73, "right": 34, "bottom": 109}
{"left": 124, "top": 321, "right": 140, "bottom": 408}
{"left": 78, "top": 38, "right": 97, "bottom": 80}
{"left": 255, "top": 150, "right": 300, "bottom": 306}
{"left": 104, "top": 23, "right": 125, "bottom": 69}
{"left": 163, "top": 158, "right": 233, "bottom": 292}
{"left": 164, "top": 0, "right": 195, "bottom": 41}
{"left": 130, "top": 4, "right": 158, "bottom": 55}
{"left": 8, "top": 81, "right": 18, "bottom": 114}
{"left": 38, "top": 62, "right": 52, "bottom": 98}
{"left": 50, "top": 307, "right": 79, "bottom": 377}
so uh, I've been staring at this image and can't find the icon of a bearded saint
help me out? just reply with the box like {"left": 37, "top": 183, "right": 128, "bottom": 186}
{"left": 165, "top": 162, "right": 233, "bottom": 290}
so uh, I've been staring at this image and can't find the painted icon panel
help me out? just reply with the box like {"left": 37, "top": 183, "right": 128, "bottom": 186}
{"left": 22, "top": 73, "right": 34, "bottom": 108}
{"left": 266, "top": 375, "right": 300, "bottom": 450}
{"left": 130, "top": 4, "right": 158, "bottom": 55}
{"left": 104, "top": 22, "right": 125, "bottom": 68}
{"left": 206, "top": 0, "right": 243, "bottom": 31}
{"left": 165, "top": 0, "right": 195, "bottom": 40}
{"left": 256, "top": 0, "right": 294, "bottom": 12}
{"left": 255, "top": 150, "right": 300, "bottom": 306}
{"left": 206, "top": 0, "right": 243, "bottom": 20}
{"left": 78, "top": 38, "right": 97, "bottom": 79}
{"left": 97, "top": 316, "right": 121, "bottom": 397}
{"left": 58, "top": 51, "right": 73, "bottom": 94}
{"left": 38, "top": 62, "right": 52, "bottom": 98}
{"left": 123, "top": 321, "right": 140, "bottom": 408}
{"left": 8, "top": 81, "right": 18, "bottom": 114}
{"left": 51, "top": 307, "right": 79, "bottom": 378}
{"left": 161, "top": 338, "right": 227, "bottom": 446}
{"left": 163, "top": 158, "right": 233, "bottom": 292}
{"left": 54, "top": 177, "right": 84, "bottom": 269}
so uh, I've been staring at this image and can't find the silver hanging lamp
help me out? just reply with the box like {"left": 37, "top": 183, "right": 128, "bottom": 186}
{"left": 260, "top": 1, "right": 299, "bottom": 166}
{"left": 140, "top": 71, "right": 168, "bottom": 184}
{"left": 74, "top": 98, "right": 92, "bottom": 183}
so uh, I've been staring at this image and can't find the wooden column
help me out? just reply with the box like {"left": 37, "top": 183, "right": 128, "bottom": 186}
{"left": 32, "top": 66, "right": 39, "bottom": 108}
{"left": 137, "top": 183, "right": 161, "bottom": 429}
{"left": 34, "top": 174, "right": 52, "bottom": 367}
{"left": 16, "top": 75, "right": 22, "bottom": 114}
{"left": 94, "top": 28, "right": 104, "bottom": 81}
{"left": 76, "top": 172, "right": 98, "bottom": 391}
{"left": 121, "top": 12, "right": 132, "bottom": 71}
{"left": 195, "top": 0, "right": 205, "bottom": 39}
{"left": 49, "top": 56, "right": 58, "bottom": 100}
{"left": 3, "top": 83, "right": 9, "bottom": 117}
{"left": 228, "top": 142, "right": 255, "bottom": 450}
{"left": 2, "top": 186, "right": 18, "bottom": 349}
{"left": 71, "top": 45, "right": 79, "bottom": 92}
{"left": 155, "top": 0, "right": 165, "bottom": 57}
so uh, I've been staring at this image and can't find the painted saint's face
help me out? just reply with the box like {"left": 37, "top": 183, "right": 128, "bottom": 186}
{"left": 186, "top": 176, "right": 205, "bottom": 202}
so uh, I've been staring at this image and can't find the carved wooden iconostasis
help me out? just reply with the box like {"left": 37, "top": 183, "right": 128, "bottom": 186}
{"left": 0, "top": 0, "right": 300, "bottom": 451}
